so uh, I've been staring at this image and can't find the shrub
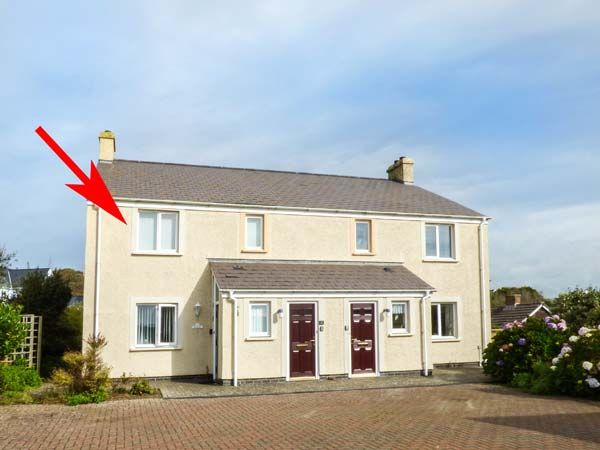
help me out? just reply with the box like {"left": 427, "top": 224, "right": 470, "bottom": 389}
{"left": 0, "top": 360, "right": 42, "bottom": 393}
{"left": 129, "top": 379, "right": 156, "bottom": 396}
{"left": 554, "top": 288, "right": 600, "bottom": 332}
{"left": 546, "top": 325, "right": 600, "bottom": 398}
{"left": 0, "top": 303, "right": 29, "bottom": 360}
{"left": 51, "top": 334, "right": 110, "bottom": 402}
{"left": 483, "top": 316, "right": 566, "bottom": 383}
{"left": 65, "top": 390, "right": 107, "bottom": 406}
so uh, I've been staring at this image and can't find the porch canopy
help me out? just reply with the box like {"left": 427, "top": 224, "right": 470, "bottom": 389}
{"left": 210, "top": 259, "right": 434, "bottom": 292}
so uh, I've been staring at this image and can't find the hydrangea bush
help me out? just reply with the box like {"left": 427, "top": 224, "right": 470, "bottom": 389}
{"left": 483, "top": 316, "right": 566, "bottom": 382}
{"left": 545, "top": 325, "right": 600, "bottom": 398}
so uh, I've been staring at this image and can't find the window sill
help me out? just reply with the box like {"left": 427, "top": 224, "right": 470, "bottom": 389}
{"left": 422, "top": 257, "right": 458, "bottom": 263}
{"left": 132, "top": 251, "right": 182, "bottom": 257}
{"left": 388, "top": 332, "right": 414, "bottom": 337}
{"left": 352, "top": 251, "right": 375, "bottom": 256}
{"left": 241, "top": 248, "right": 268, "bottom": 254}
{"left": 432, "top": 337, "right": 461, "bottom": 343}
{"left": 245, "top": 336, "right": 274, "bottom": 341}
{"left": 129, "top": 346, "right": 182, "bottom": 352}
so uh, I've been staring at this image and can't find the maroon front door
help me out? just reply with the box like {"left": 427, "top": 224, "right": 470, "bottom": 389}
{"left": 289, "top": 304, "right": 316, "bottom": 378}
{"left": 351, "top": 303, "right": 376, "bottom": 374}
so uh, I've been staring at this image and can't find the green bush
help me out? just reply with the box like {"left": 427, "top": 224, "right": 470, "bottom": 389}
{"left": 546, "top": 325, "right": 600, "bottom": 398}
{"left": 65, "top": 390, "right": 107, "bottom": 406}
{"left": 51, "top": 334, "right": 111, "bottom": 405}
{"left": 0, "top": 360, "right": 42, "bottom": 393}
{"left": 129, "top": 379, "right": 156, "bottom": 396}
{"left": 0, "top": 303, "right": 29, "bottom": 360}
{"left": 483, "top": 316, "right": 566, "bottom": 383}
{"left": 554, "top": 288, "right": 600, "bottom": 332}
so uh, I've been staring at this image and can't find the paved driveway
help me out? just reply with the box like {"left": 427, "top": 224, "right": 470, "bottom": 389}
{"left": 1, "top": 383, "right": 599, "bottom": 449}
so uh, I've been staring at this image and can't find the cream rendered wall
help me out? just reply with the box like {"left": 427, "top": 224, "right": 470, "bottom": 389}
{"left": 83, "top": 202, "right": 489, "bottom": 378}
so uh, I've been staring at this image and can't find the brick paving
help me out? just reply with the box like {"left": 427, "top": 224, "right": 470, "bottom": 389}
{"left": 1, "top": 383, "right": 599, "bottom": 449}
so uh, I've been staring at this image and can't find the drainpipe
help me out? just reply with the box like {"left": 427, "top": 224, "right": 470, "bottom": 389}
{"left": 421, "top": 290, "right": 432, "bottom": 376}
{"left": 478, "top": 219, "right": 489, "bottom": 361}
{"left": 93, "top": 208, "right": 102, "bottom": 336}
{"left": 227, "top": 291, "right": 239, "bottom": 387}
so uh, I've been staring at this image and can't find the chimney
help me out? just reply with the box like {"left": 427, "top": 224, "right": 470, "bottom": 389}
{"left": 505, "top": 293, "right": 522, "bottom": 306}
{"left": 387, "top": 157, "right": 414, "bottom": 184}
{"left": 99, "top": 130, "right": 116, "bottom": 162}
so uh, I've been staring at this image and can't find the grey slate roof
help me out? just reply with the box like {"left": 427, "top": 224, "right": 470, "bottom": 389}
{"left": 491, "top": 303, "right": 551, "bottom": 327}
{"left": 98, "top": 159, "right": 483, "bottom": 217}
{"left": 6, "top": 268, "right": 51, "bottom": 288}
{"left": 210, "top": 260, "right": 434, "bottom": 291}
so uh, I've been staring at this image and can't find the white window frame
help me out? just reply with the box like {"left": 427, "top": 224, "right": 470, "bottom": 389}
{"left": 136, "top": 210, "right": 180, "bottom": 254}
{"left": 354, "top": 220, "right": 372, "bottom": 253}
{"left": 390, "top": 301, "right": 410, "bottom": 335}
{"left": 248, "top": 302, "right": 271, "bottom": 338}
{"left": 244, "top": 215, "right": 265, "bottom": 251}
{"left": 431, "top": 302, "right": 458, "bottom": 340}
{"left": 423, "top": 223, "right": 456, "bottom": 261}
{"left": 134, "top": 302, "right": 179, "bottom": 349}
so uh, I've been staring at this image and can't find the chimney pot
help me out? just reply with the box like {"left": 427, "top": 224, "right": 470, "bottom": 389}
{"left": 387, "top": 156, "right": 414, "bottom": 184}
{"left": 99, "top": 130, "right": 116, "bottom": 162}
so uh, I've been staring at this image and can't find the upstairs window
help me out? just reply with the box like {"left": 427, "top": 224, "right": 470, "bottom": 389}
{"left": 355, "top": 220, "right": 372, "bottom": 253}
{"left": 245, "top": 215, "right": 264, "bottom": 250}
{"left": 425, "top": 224, "right": 454, "bottom": 259}
{"left": 138, "top": 211, "right": 179, "bottom": 252}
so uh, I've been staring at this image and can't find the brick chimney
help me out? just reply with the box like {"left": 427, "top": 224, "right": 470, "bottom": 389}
{"left": 505, "top": 293, "right": 522, "bottom": 306}
{"left": 387, "top": 157, "right": 414, "bottom": 184}
{"left": 98, "top": 130, "right": 116, "bottom": 162}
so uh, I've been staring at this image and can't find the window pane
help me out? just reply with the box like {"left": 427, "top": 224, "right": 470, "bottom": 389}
{"left": 139, "top": 212, "right": 157, "bottom": 251}
{"left": 160, "top": 213, "right": 178, "bottom": 251}
{"left": 246, "top": 217, "right": 263, "bottom": 249}
{"left": 392, "top": 303, "right": 406, "bottom": 330}
{"left": 425, "top": 225, "right": 437, "bottom": 257}
{"left": 137, "top": 305, "right": 156, "bottom": 345}
{"left": 356, "top": 222, "right": 370, "bottom": 251}
{"left": 160, "top": 305, "right": 176, "bottom": 344}
{"left": 438, "top": 225, "right": 453, "bottom": 258}
{"left": 440, "top": 303, "right": 455, "bottom": 337}
{"left": 431, "top": 304, "right": 439, "bottom": 336}
{"left": 250, "top": 304, "right": 269, "bottom": 336}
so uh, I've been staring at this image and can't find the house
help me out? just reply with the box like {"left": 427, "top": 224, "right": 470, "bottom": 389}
{"left": 0, "top": 268, "right": 52, "bottom": 299}
{"left": 82, "top": 131, "right": 491, "bottom": 384}
{"left": 491, "top": 293, "right": 551, "bottom": 332}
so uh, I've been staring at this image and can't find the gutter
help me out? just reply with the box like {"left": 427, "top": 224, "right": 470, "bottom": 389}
{"left": 478, "top": 218, "right": 489, "bottom": 360}
{"left": 94, "top": 208, "right": 102, "bottom": 336}
{"left": 226, "top": 290, "right": 239, "bottom": 387}
{"left": 421, "top": 290, "right": 432, "bottom": 376}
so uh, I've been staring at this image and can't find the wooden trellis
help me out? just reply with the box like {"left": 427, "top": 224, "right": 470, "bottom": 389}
{"left": 6, "top": 315, "right": 43, "bottom": 371}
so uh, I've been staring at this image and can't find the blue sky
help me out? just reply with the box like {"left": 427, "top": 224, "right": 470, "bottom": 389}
{"left": 1, "top": 1, "right": 599, "bottom": 297}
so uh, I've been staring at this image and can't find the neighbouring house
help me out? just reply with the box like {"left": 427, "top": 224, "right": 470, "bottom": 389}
{"left": 83, "top": 130, "right": 491, "bottom": 384}
{"left": 491, "top": 293, "right": 552, "bottom": 333}
{"left": 0, "top": 268, "right": 52, "bottom": 299}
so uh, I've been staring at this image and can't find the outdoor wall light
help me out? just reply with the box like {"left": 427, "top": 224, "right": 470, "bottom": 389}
{"left": 382, "top": 308, "right": 390, "bottom": 315}
{"left": 194, "top": 303, "right": 202, "bottom": 318}
{"left": 276, "top": 308, "right": 284, "bottom": 318}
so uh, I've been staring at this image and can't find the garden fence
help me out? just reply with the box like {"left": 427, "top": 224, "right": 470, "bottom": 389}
{"left": 5, "top": 314, "right": 43, "bottom": 371}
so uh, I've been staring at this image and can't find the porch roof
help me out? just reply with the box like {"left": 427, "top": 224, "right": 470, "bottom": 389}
{"left": 210, "top": 259, "right": 434, "bottom": 292}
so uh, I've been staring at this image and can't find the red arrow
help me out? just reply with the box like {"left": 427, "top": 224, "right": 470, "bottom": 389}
{"left": 35, "top": 126, "right": 127, "bottom": 224}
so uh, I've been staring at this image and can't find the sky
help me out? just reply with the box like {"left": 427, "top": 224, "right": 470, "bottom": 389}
{"left": 1, "top": 1, "right": 599, "bottom": 298}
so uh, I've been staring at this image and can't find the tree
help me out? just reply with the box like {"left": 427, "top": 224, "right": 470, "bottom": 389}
{"left": 0, "top": 246, "right": 15, "bottom": 286}
{"left": 490, "top": 286, "right": 546, "bottom": 308}
{"left": 56, "top": 268, "right": 84, "bottom": 297}
{"left": 554, "top": 287, "right": 600, "bottom": 331}
{"left": 0, "top": 303, "right": 28, "bottom": 360}
{"left": 14, "top": 270, "right": 72, "bottom": 375}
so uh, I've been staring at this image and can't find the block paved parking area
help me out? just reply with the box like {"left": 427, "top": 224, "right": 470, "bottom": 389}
{"left": 1, "top": 382, "right": 599, "bottom": 449}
